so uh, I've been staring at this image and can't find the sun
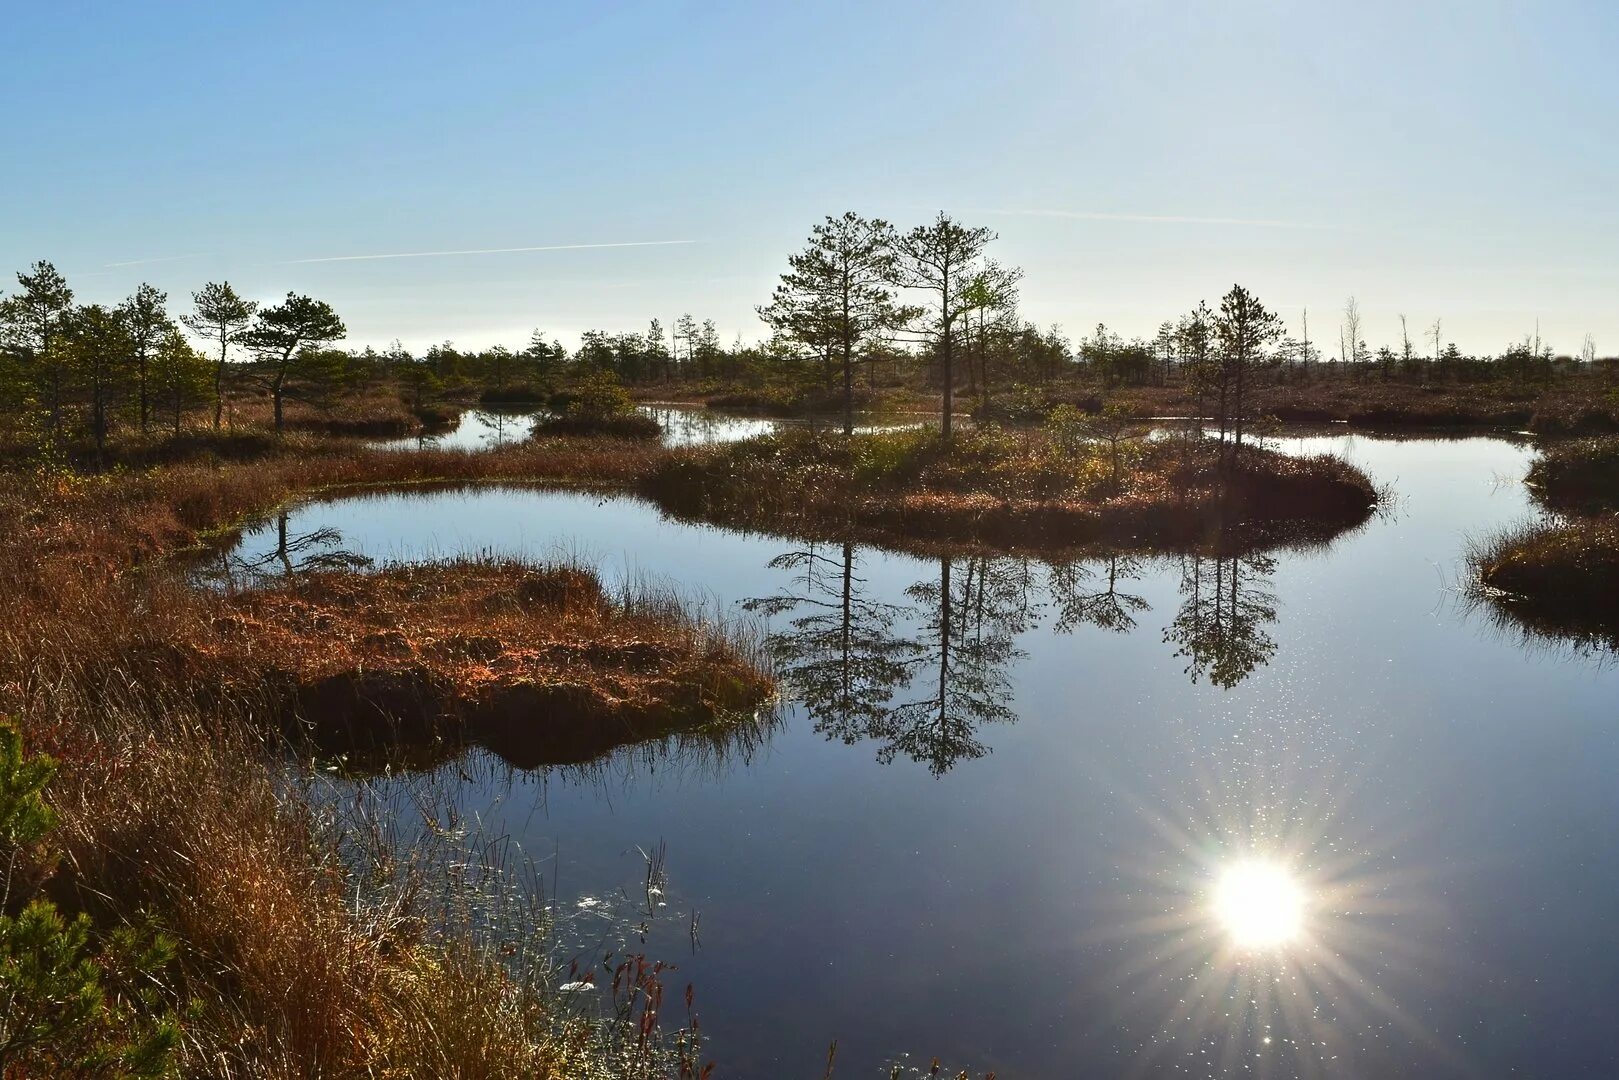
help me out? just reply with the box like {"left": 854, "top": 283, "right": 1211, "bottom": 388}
{"left": 1212, "top": 859, "right": 1306, "bottom": 947}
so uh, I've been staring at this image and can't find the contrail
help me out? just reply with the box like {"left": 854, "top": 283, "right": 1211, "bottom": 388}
{"left": 976, "top": 208, "right": 1336, "bottom": 230}
{"left": 103, "top": 253, "right": 207, "bottom": 268}
{"left": 283, "top": 239, "right": 697, "bottom": 265}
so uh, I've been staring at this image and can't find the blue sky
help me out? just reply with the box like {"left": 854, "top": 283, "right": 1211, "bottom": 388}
{"left": 4, "top": 0, "right": 1616, "bottom": 355}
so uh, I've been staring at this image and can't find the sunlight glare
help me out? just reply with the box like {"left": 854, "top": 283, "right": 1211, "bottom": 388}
{"left": 1212, "top": 859, "right": 1305, "bottom": 948}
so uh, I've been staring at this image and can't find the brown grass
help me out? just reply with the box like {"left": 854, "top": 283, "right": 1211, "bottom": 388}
{"left": 230, "top": 384, "right": 422, "bottom": 436}
{"left": 0, "top": 435, "right": 749, "bottom": 1076}
{"left": 207, "top": 560, "right": 773, "bottom": 769}
{"left": 1526, "top": 436, "right": 1619, "bottom": 514}
{"left": 1468, "top": 517, "right": 1619, "bottom": 650}
{"left": 727, "top": 372, "right": 1619, "bottom": 433}
{"left": 643, "top": 428, "right": 1378, "bottom": 556}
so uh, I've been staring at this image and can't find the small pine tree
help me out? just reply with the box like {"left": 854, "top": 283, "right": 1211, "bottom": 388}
{"left": 0, "top": 721, "right": 183, "bottom": 1076}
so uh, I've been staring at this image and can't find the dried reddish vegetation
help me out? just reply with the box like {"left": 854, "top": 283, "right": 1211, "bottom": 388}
{"left": 0, "top": 439, "right": 757, "bottom": 1074}
{"left": 16, "top": 434, "right": 665, "bottom": 564}
{"left": 645, "top": 428, "right": 1378, "bottom": 555}
{"left": 207, "top": 562, "right": 773, "bottom": 769}
{"left": 1471, "top": 437, "right": 1619, "bottom": 649}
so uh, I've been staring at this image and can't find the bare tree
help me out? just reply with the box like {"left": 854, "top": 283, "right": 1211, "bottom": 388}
{"left": 1342, "top": 296, "right": 1364, "bottom": 375}
{"left": 1300, "top": 308, "right": 1311, "bottom": 377}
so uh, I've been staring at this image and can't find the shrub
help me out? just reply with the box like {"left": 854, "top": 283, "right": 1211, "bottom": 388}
{"left": 0, "top": 721, "right": 182, "bottom": 1077}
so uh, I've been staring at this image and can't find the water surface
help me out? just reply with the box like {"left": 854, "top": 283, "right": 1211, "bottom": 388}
{"left": 230, "top": 433, "right": 1619, "bottom": 1078}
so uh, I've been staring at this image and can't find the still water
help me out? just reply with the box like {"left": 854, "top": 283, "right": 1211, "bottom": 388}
{"left": 230, "top": 431, "right": 1619, "bottom": 1078}
{"left": 371, "top": 402, "right": 921, "bottom": 451}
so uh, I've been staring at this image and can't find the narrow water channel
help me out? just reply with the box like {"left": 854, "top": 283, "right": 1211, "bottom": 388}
{"left": 228, "top": 431, "right": 1619, "bottom": 1077}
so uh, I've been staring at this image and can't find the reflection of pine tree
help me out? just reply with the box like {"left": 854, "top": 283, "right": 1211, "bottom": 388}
{"left": 220, "top": 512, "right": 371, "bottom": 584}
{"left": 878, "top": 557, "right": 1024, "bottom": 775}
{"left": 1163, "top": 553, "right": 1279, "bottom": 689}
{"left": 747, "top": 551, "right": 1027, "bottom": 775}
{"left": 744, "top": 542, "right": 919, "bottom": 747}
{"left": 1048, "top": 554, "right": 1150, "bottom": 634}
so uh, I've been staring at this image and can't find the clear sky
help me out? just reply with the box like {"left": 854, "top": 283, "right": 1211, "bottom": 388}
{"left": 4, "top": 0, "right": 1616, "bottom": 356}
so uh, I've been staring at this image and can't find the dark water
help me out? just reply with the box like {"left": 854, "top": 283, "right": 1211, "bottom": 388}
{"left": 229, "top": 431, "right": 1619, "bottom": 1078}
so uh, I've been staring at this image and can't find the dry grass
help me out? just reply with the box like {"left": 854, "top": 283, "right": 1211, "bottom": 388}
{"left": 3, "top": 436, "right": 665, "bottom": 572}
{"left": 533, "top": 411, "right": 663, "bottom": 440}
{"left": 207, "top": 559, "right": 773, "bottom": 769}
{"left": 1526, "top": 436, "right": 1619, "bottom": 513}
{"left": 0, "top": 436, "right": 752, "bottom": 1077}
{"left": 1467, "top": 517, "right": 1619, "bottom": 651}
{"left": 643, "top": 427, "right": 1378, "bottom": 556}
{"left": 1466, "top": 436, "right": 1619, "bottom": 650}
{"left": 230, "top": 384, "right": 422, "bottom": 436}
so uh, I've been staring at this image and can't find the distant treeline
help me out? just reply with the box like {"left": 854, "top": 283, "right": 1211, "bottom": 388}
{"left": 2, "top": 213, "right": 1613, "bottom": 452}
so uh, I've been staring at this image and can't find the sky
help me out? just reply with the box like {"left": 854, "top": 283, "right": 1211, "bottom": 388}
{"left": 3, "top": 0, "right": 1617, "bottom": 356}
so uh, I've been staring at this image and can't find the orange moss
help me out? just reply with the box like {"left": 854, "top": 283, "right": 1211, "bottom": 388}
{"left": 205, "top": 562, "right": 774, "bottom": 768}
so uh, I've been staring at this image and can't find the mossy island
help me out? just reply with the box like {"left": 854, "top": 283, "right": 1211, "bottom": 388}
{"left": 1471, "top": 436, "right": 1619, "bottom": 649}
{"left": 645, "top": 424, "right": 1379, "bottom": 557}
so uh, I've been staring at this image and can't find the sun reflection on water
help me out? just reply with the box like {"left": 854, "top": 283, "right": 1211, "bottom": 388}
{"left": 1073, "top": 760, "right": 1472, "bottom": 1077}
{"left": 1212, "top": 858, "right": 1306, "bottom": 948}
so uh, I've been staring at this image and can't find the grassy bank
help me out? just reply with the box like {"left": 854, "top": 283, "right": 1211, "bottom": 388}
{"left": 534, "top": 410, "right": 662, "bottom": 440}
{"left": 0, "top": 437, "right": 758, "bottom": 1075}
{"left": 1526, "top": 436, "right": 1619, "bottom": 513}
{"left": 643, "top": 427, "right": 1378, "bottom": 556}
{"left": 652, "top": 375, "right": 1619, "bottom": 434}
{"left": 1467, "top": 437, "right": 1619, "bottom": 649}
{"left": 1469, "top": 518, "right": 1619, "bottom": 650}
{"left": 210, "top": 559, "right": 772, "bottom": 770}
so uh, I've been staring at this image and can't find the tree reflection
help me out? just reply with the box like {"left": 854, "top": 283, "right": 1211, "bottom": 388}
{"left": 750, "top": 548, "right": 1024, "bottom": 775}
{"left": 878, "top": 557, "right": 1024, "bottom": 774}
{"left": 219, "top": 512, "right": 372, "bottom": 584}
{"left": 1048, "top": 554, "right": 1149, "bottom": 634}
{"left": 754, "top": 543, "right": 1285, "bottom": 770}
{"left": 1163, "top": 553, "right": 1279, "bottom": 689}
{"left": 743, "top": 542, "right": 919, "bottom": 747}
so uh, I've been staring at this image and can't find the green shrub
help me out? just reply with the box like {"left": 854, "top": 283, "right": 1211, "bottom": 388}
{"left": 0, "top": 721, "right": 183, "bottom": 1077}
{"left": 0, "top": 902, "right": 182, "bottom": 1076}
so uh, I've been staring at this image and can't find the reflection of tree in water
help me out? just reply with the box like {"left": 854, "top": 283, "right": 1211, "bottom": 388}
{"left": 1162, "top": 553, "right": 1279, "bottom": 690}
{"left": 1048, "top": 554, "right": 1150, "bottom": 634}
{"left": 881, "top": 557, "right": 1024, "bottom": 774}
{"left": 222, "top": 512, "right": 372, "bottom": 583}
{"left": 755, "top": 544, "right": 1284, "bottom": 769}
{"left": 743, "top": 542, "right": 919, "bottom": 747}
{"left": 750, "top": 548, "right": 1024, "bottom": 775}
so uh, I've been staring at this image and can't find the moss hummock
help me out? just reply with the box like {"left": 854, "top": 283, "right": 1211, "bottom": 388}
{"left": 202, "top": 561, "right": 774, "bottom": 767}
{"left": 643, "top": 428, "right": 1378, "bottom": 555}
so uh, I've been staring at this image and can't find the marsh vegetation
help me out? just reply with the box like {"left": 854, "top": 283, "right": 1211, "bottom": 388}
{"left": 0, "top": 222, "right": 1613, "bottom": 1077}
{"left": 1468, "top": 436, "right": 1619, "bottom": 649}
